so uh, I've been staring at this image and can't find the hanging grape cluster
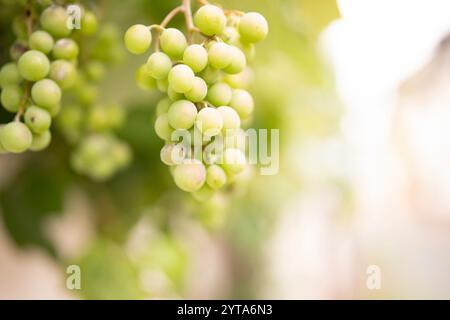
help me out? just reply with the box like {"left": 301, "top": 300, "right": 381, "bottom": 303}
{"left": 0, "top": 1, "right": 130, "bottom": 181}
{"left": 124, "top": 1, "right": 268, "bottom": 198}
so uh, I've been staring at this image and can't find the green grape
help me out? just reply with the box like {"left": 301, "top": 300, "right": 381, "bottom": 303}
{"left": 29, "top": 30, "right": 54, "bottom": 54}
{"left": 49, "top": 59, "right": 77, "bottom": 89}
{"left": 183, "top": 44, "right": 208, "bottom": 73}
{"left": 208, "top": 42, "right": 232, "bottom": 69}
{"left": 17, "top": 50, "right": 50, "bottom": 81}
{"left": 88, "top": 105, "right": 113, "bottom": 131}
{"left": 85, "top": 61, "right": 105, "bottom": 82}
{"left": 230, "top": 89, "right": 254, "bottom": 119}
{"left": 47, "top": 102, "right": 61, "bottom": 117}
{"left": 222, "top": 26, "right": 239, "bottom": 44}
{"left": 200, "top": 66, "right": 220, "bottom": 85}
{"left": 30, "top": 130, "right": 51, "bottom": 151}
{"left": 167, "top": 100, "right": 197, "bottom": 129}
{"left": 157, "top": 78, "right": 169, "bottom": 92}
{"left": 224, "top": 128, "right": 246, "bottom": 150}
{"left": 206, "top": 164, "right": 227, "bottom": 189}
{"left": 9, "top": 40, "right": 28, "bottom": 61}
{"left": 223, "top": 68, "right": 251, "bottom": 89}
{"left": 217, "top": 106, "right": 241, "bottom": 133}
{"left": 146, "top": 52, "right": 172, "bottom": 80}
{"left": 167, "top": 86, "right": 184, "bottom": 101}
{"left": 136, "top": 64, "right": 156, "bottom": 91}
{"left": 238, "top": 12, "right": 269, "bottom": 43}
{"left": 237, "top": 40, "right": 255, "bottom": 62}
{"left": 24, "top": 105, "right": 52, "bottom": 134}
{"left": 173, "top": 161, "right": 206, "bottom": 192}
{"left": 160, "top": 28, "right": 187, "bottom": 59}
{"left": 40, "top": 6, "right": 72, "bottom": 38}
{"left": 31, "top": 79, "right": 61, "bottom": 109}
{"left": 222, "top": 147, "right": 246, "bottom": 174}
{"left": 154, "top": 113, "right": 174, "bottom": 141}
{"left": 1, "top": 85, "right": 23, "bottom": 113}
{"left": 111, "top": 141, "right": 132, "bottom": 169}
{"left": 193, "top": 5, "right": 226, "bottom": 36}
{"left": 160, "top": 143, "right": 186, "bottom": 166}
{"left": 156, "top": 98, "right": 171, "bottom": 116}
{"left": 80, "top": 11, "right": 99, "bottom": 36}
{"left": 191, "top": 185, "right": 215, "bottom": 202}
{"left": 207, "top": 83, "right": 232, "bottom": 106}
{"left": 185, "top": 77, "right": 207, "bottom": 102}
{"left": 52, "top": 39, "right": 79, "bottom": 60}
{"left": 168, "top": 64, "right": 195, "bottom": 93}
{"left": 195, "top": 107, "right": 223, "bottom": 137}
{"left": 224, "top": 46, "right": 246, "bottom": 74}
{"left": 0, "top": 121, "right": 32, "bottom": 153}
{"left": 0, "top": 62, "right": 22, "bottom": 87}
{"left": 124, "top": 24, "right": 152, "bottom": 55}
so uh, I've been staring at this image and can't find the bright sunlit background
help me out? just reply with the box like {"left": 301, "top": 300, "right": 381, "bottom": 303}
{"left": 1, "top": 0, "right": 450, "bottom": 299}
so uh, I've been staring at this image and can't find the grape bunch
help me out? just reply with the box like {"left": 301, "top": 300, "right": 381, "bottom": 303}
{"left": 0, "top": 3, "right": 98, "bottom": 154}
{"left": 124, "top": 1, "right": 268, "bottom": 198}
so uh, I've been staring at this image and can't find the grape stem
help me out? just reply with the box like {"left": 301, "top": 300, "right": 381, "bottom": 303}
{"left": 155, "top": 0, "right": 202, "bottom": 50}
{"left": 15, "top": 82, "right": 30, "bottom": 122}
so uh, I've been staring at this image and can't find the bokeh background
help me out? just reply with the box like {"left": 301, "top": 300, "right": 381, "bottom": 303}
{"left": 1, "top": 0, "right": 450, "bottom": 299}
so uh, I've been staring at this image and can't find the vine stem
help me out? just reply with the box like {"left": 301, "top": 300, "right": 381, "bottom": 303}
{"left": 15, "top": 82, "right": 30, "bottom": 122}
{"left": 154, "top": 5, "right": 184, "bottom": 51}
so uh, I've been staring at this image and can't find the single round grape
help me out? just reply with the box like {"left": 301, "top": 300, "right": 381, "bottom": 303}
{"left": 160, "top": 28, "right": 187, "bottom": 59}
{"left": 154, "top": 113, "right": 174, "bottom": 141}
{"left": 124, "top": 24, "right": 152, "bottom": 55}
{"left": 52, "top": 38, "right": 79, "bottom": 60}
{"left": 206, "top": 164, "right": 227, "bottom": 189}
{"left": 196, "top": 107, "right": 223, "bottom": 137}
{"left": 208, "top": 42, "right": 233, "bottom": 69}
{"left": 238, "top": 12, "right": 269, "bottom": 43}
{"left": 136, "top": 64, "right": 156, "bottom": 91}
{"left": 1, "top": 85, "right": 23, "bottom": 113}
{"left": 230, "top": 89, "right": 254, "bottom": 119}
{"left": 85, "top": 61, "right": 106, "bottom": 82}
{"left": 194, "top": 5, "right": 226, "bottom": 36}
{"left": 17, "top": 50, "right": 50, "bottom": 81}
{"left": 160, "top": 143, "right": 186, "bottom": 166}
{"left": 156, "top": 98, "right": 171, "bottom": 116}
{"left": 167, "top": 100, "right": 198, "bottom": 130}
{"left": 173, "top": 161, "right": 206, "bottom": 192}
{"left": 40, "top": 6, "right": 72, "bottom": 38}
{"left": 146, "top": 52, "right": 172, "bottom": 80}
{"left": 31, "top": 79, "right": 61, "bottom": 109}
{"left": 183, "top": 44, "right": 208, "bottom": 73}
{"left": 29, "top": 30, "right": 54, "bottom": 54}
{"left": 168, "top": 64, "right": 195, "bottom": 93}
{"left": 24, "top": 106, "right": 52, "bottom": 134}
{"left": 222, "top": 148, "right": 246, "bottom": 174}
{"left": 185, "top": 77, "right": 207, "bottom": 103}
{"left": 200, "top": 66, "right": 220, "bottom": 85}
{"left": 0, "top": 63, "right": 22, "bottom": 87}
{"left": 167, "top": 86, "right": 184, "bottom": 101}
{"left": 207, "top": 83, "right": 232, "bottom": 106}
{"left": 80, "top": 11, "right": 99, "bottom": 36}
{"left": 30, "top": 130, "right": 51, "bottom": 152}
{"left": 49, "top": 59, "right": 77, "bottom": 89}
{"left": 224, "top": 46, "right": 247, "bottom": 74}
{"left": 217, "top": 106, "right": 241, "bottom": 133}
{"left": 0, "top": 121, "right": 32, "bottom": 153}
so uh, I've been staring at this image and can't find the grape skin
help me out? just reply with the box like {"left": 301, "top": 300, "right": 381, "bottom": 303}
{"left": 147, "top": 52, "right": 172, "bottom": 80}
{"left": 52, "top": 39, "right": 79, "bottom": 60}
{"left": 154, "top": 113, "right": 174, "bottom": 141}
{"left": 217, "top": 106, "right": 241, "bottom": 133}
{"left": 0, "top": 63, "right": 22, "bottom": 87}
{"left": 196, "top": 107, "right": 223, "bottom": 137}
{"left": 173, "top": 161, "right": 207, "bottom": 192}
{"left": 194, "top": 5, "right": 226, "bottom": 36}
{"left": 207, "top": 83, "right": 232, "bottom": 106}
{"left": 185, "top": 77, "right": 208, "bottom": 102}
{"left": 49, "top": 60, "right": 77, "bottom": 89}
{"left": 167, "top": 100, "right": 198, "bottom": 130}
{"left": 230, "top": 89, "right": 254, "bottom": 119}
{"left": 124, "top": 24, "right": 152, "bottom": 55}
{"left": 30, "top": 130, "right": 51, "bottom": 151}
{"left": 29, "top": 30, "right": 54, "bottom": 54}
{"left": 31, "top": 79, "right": 62, "bottom": 109}
{"left": 238, "top": 12, "right": 269, "bottom": 43}
{"left": 208, "top": 42, "right": 232, "bottom": 70}
{"left": 40, "top": 6, "right": 72, "bottom": 38}
{"left": 206, "top": 164, "right": 227, "bottom": 189}
{"left": 17, "top": 50, "right": 50, "bottom": 81}
{"left": 1, "top": 85, "right": 23, "bottom": 113}
{"left": 168, "top": 64, "right": 195, "bottom": 93}
{"left": 183, "top": 44, "right": 208, "bottom": 73}
{"left": 24, "top": 106, "right": 52, "bottom": 134}
{"left": 160, "top": 28, "right": 187, "bottom": 59}
{"left": 0, "top": 121, "right": 32, "bottom": 153}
